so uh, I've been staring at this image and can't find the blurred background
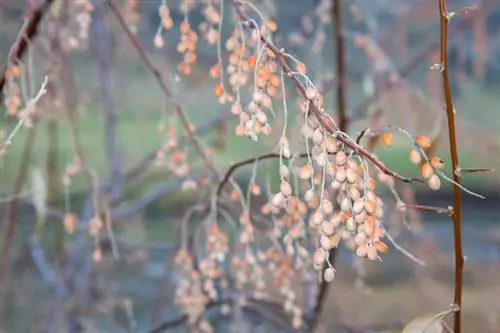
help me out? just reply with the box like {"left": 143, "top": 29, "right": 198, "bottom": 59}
{"left": 0, "top": 0, "right": 499, "bottom": 332}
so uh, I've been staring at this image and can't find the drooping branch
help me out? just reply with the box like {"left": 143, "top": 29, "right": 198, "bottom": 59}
{"left": 229, "top": 0, "right": 421, "bottom": 186}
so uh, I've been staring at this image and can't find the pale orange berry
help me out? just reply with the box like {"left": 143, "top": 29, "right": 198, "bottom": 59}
{"left": 373, "top": 241, "right": 388, "bottom": 253}
{"left": 266, "top": 20, "right": 277, "bottom": 32}
{"left": 234, "top": 124, "right": 245, "bottom": 136}
{"left": 409, "top": 148, "right": 421, "bottom": 164}
{"left": 415, "top": 135, "right": 432, "bottom": 148}
{"left": 382, "top": 132, "right": 393, "bottom": 146}
{"left": 230, "top": 189, "right": 239, "bottom": 201}
{"left": 231, "top": 103, "right": 241, "bottom": 115}
{"left": 250, "top": 184, "right": 261, "bottom": 196}
{"left": 428, "top": 174, "right": 441, "bottom": 190}
{"left": 299, "top": 164, "right": 314, "bottom": 179}
{"left": 163, "top": 17, "right": 173, "bottom": 29}
{"left": 210, "top": 64, "right": 221, "bottom": 78}
{"left": 92, "top": 248, "right": 103, "bottom": 262}
{"left": 421, "top": 162, "right": 434, "bottom": 179}
{"left": 430, "top": 156, "right": 444, "bottom": 169}
{"left": 154, "top": 34, "right": 164, "bottom": 48}
{"left": 214, "top": 83, "right": 224, "bottom": 97}
{"left": 296, "top": 62, "right": 307, "bottom": 74}
{"left": 63, "top": 213, "right": 77, "bottom": 234}
{"left": 368, "top": 177, "right": 376, "bottom": 190}
{"left": 247, "top": 55, "right": 257, "bottom": 69}
{"left": 180, "top": 21, "right": 190, "bottom": 34}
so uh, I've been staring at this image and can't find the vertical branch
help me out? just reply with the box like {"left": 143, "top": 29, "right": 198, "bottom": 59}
{"left": 94, "top": 0, "right": 123, "bottom": 199}
{"left": 333, "top": 0, "right": 347, "bottom": 132}
{"left": 47, "top": 120, "right": 64, "bottom": 258}
{"left": 438, "top": 1, "right": 463, "bottom": 332}
{"left": 0, "top": 127, "right": 37, "bottom": 285}
{"left": 311, "top": 0, "right": 348, "bottom": 329}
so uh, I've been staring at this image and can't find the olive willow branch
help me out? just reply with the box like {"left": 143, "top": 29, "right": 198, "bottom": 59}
{"left": 229, "top": 0, "right": 422, "bottom": 186}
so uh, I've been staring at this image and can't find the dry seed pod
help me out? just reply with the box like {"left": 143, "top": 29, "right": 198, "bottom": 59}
{"left": 415, "top": 135, "right": 432, "bottom": 148}
{"left": 335, "top": 151, "right": 347, "bottom": 165}
{"left": 320, "top": 235, "right": 332, "bottom": 250}
{"left": 313, "top": 249, "right": 326, "bottom": 266}
{"left": 356, "top": 244, "right": 368, "bottom": 257}
{"left": 340, "top": 197, "right": 351, "bottom": 212}
{"left": 324, "top": 267, "right": 335, "bottom": 282}
{"left": 352, "top": 199, "right": 364, "bottom": 215}
{"left": 280, "top": 181, "right": 292, "bottom": 196}
{"left": 354, "top": 210, "right": 367, "bottom": 224}
{"left": 312, "top": 129, "right": 324, "bottom": 145}
{"left": 354, "top": 232, "right": 367, "bottom": 246}
{"left": 367, "top": 246, "right": 378, "bottom": 260}
{"left": 335, "top": 168, "right": 347, "bottom": 182}
{"left": 409, "top": 148, "right": 421, "bottom": 164}
{"left": 421, "top": 163, "right": 434, "bottom": 179}
{"left": 321, "top": 221, "right": 334, "bottom": 236}
{"left": 428, "top": 174, "right": 441, "bottom": 190}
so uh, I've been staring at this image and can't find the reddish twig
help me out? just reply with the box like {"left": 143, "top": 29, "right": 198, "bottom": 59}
{"left": 402, "top": 204, "right": 452, "bottom": 215}
{"left": 438, "top": 1, "right": 464, "bottom": 331}
{"left": 459, "top": 167, "right": 495, "bottom": 174}
{"left": 107, "top": 0, "right": 220, "bottom": 179}
{"left": 0, "top": 0, "right": 55, "bottom": 103}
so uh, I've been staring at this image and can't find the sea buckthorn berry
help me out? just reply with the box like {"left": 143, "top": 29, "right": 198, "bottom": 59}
{"left": 409, "top": 148, "right": 421, "bottom": 164}
{"left": 296, "top": 62, "right": 307, "bottom": 74}
{"left": 415, "top": 135, "right": 432, "bottom": 148}
{"left": 428, "top": 174, "right": 441, "bottom": 190}
{"left": 430, "top": 156, "right": 444, "bottom": 169}
{"left": 382, "top": 132, "right": 393, "bottom": 146}
{"left": 421, "top": 162, "right": 434, "bottom": 179}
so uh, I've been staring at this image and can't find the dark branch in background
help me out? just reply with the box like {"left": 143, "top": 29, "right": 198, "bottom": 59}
{"left": 95, "top": 0, "right": 124, "bottom": 200}
{"left": 107, "top": 0, "right": 220, "bottom": 179}
{"left": 438, "top": 1, "right": 463, "bottom": 332}
{"left": 311, "top": 0, "right": 346, "bottom": 328}
{"left": 0, "top": 127, "right": 36, "bottom": 287}
{"left": 0, "top": 0, "right": 55, "bottom": 103}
